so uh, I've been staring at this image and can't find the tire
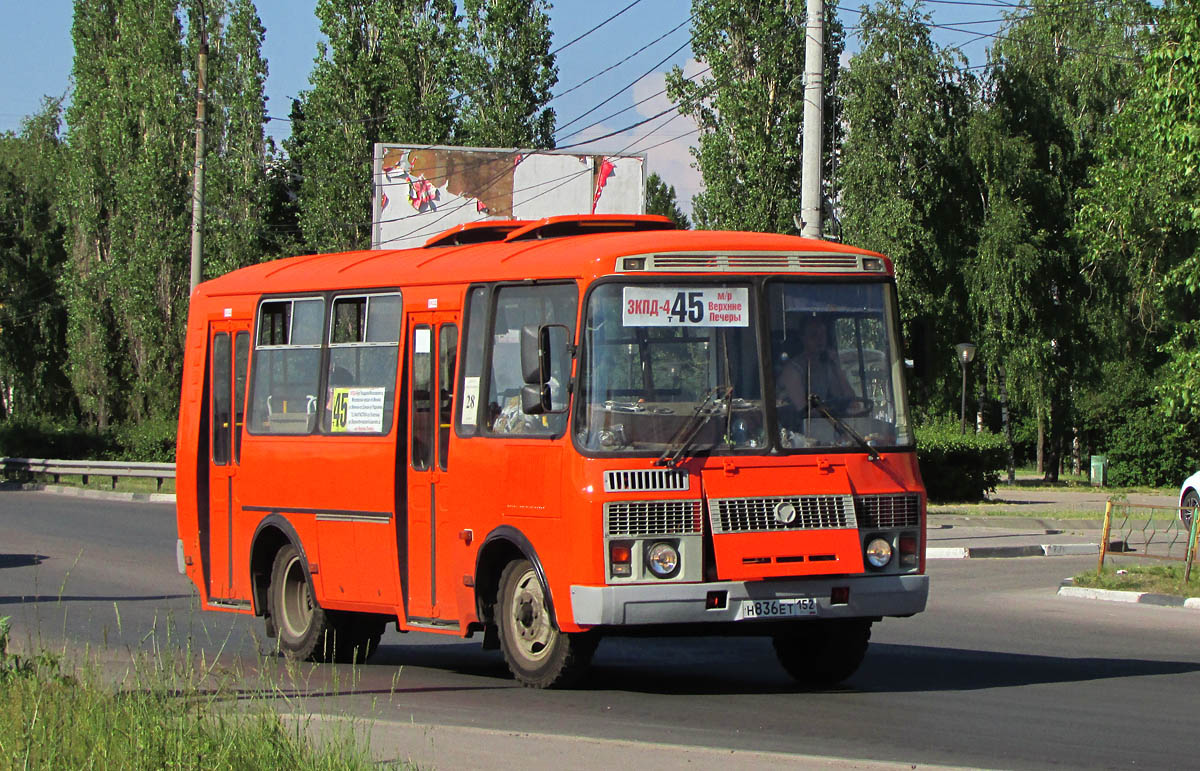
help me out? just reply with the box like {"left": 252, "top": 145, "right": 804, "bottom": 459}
{"left": 1183, "top": 490, "right": 1199, "bottom": 532}
{"left": 267, "top": 543, "right": 335, "bottom": 661}
{"left": 772, "top": 619, "right": 872, "bottom": 688}
{"left": 497, "top": 558, "right": 597, "bottom": 688}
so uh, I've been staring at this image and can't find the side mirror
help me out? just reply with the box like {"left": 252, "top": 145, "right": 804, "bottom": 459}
{"left": 520, "top": 324, "right": 570, "bottom": 414}
{"left": 907, "top": 319, "right": 934, "bottom": 380}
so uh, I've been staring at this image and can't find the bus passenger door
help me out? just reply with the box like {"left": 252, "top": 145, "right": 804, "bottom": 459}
{"left": 206, "top": 321, "right": 251, "bottom": 602}
{"left": 405, "top": 313, "right": 459, "bottom": 623}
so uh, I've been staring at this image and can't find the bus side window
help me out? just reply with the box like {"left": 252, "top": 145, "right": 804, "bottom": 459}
{"left": 324, "top": 293, "right": 401, "bottom": 434}
{"left": 248, "top": 298, "right": 324, "bottom": 435}
{"left": 212, "top": 333, "right": 231, "bottom": 464}
{"left": 455, "top": 286, "right": 488, "bottom": 436}
{"left": 438, "top": 323, "right": 458, "bottom": 470}
{"left": 486, "top": 283, "right": 577, "bottom": 436}
{"left": 411, "top": 325, "right": 433, "bottom": 469}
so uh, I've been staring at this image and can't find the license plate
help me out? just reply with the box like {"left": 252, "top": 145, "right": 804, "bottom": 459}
{"left": 738, "top": 597, "right": 819, "bottom": 619}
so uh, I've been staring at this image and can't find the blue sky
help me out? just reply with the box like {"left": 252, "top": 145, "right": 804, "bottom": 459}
{"left": 0, "top": 1, "right": 1001, "bottom": 210}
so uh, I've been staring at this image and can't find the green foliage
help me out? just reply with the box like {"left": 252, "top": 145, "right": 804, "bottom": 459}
{"left": 290, "top": 0, "right": 460, "bottom": 253}
{"left": 0, "top": 649, "right": 403, "bottom": 770}
{"left": 837, "top": 0, "right": 977, "bottom": 415}
{"left": 667, "top": 0, "right": 844, "bottom": 233}
{"left": 0, "top": 100, "right": 73, "bottom": 419}
{"left": 62, "top": 0, "right": 193, "bottom": 427}
{"left": 1104, "top": 405, "right": 1199, "bottom": 487}
{"left": 0, "top": 416, "right": 113, "bottom": 460}
{"left": 644, "top": 172, "right": 690, "bottom": 229}
{"left": 915, "top": 418, "right": 1008, "bottom": 502}
{"left": 456, "top": 0, "right": 557, "bottom": 148}
{"left": 1074, "top": 564, "right": 1197, "bottom": 596}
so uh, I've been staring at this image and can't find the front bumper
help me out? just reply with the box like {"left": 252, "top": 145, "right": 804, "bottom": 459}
{"left": 570, "top": 573, "right": 928, "bottom": 627}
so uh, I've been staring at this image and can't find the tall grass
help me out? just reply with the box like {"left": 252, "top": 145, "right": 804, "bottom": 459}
{"left": 0, "top": 616, "right": 408, "bottom": 770}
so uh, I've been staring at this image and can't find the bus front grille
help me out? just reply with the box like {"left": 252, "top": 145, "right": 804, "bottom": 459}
{"left": 854, "top": 494, "right": 921, "bottom": 528}
{"left": 708, "top": 495, "right": 857, "bottom": 534}
{"left": 605, "top": 500, "right": 703, "bottom": 536}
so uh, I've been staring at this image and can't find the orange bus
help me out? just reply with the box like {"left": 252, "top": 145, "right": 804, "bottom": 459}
{"left": 175, "top": 214, "right": 927, "bottom": 688}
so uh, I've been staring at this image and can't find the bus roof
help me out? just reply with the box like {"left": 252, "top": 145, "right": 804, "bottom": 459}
{"left": 195, "top": 215, "right": 890, "bottom": 299}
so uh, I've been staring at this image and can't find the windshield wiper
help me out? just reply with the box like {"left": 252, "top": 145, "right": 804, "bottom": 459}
{"left": 656, "top": 385, "right": 732, "bottom": 468}
{"left": 808, "top": 395, "right": 881, "bottom": 461}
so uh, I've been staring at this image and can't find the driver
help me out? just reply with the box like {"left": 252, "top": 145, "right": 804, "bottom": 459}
{"left": 778, "top": 317, "right": 861, "bottom": 414}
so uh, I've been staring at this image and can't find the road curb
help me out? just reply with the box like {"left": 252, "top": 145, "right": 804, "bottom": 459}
{"left": 6, "top": 481, "right": 175, "bottom": 505}
{"left": 928, "top": 543, "right": 1099, "bottom": 559}
{"left": 1057, "top": 583, "right": 1200, "bottom": 610}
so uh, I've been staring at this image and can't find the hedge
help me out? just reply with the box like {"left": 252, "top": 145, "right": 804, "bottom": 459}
{"left": 915, "top": 418, "right": 1008, "bottom": 502}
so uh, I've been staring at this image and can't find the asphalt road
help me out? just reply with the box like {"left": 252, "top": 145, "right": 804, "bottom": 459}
{"left": 3, "top": 489, "right": 1199, "bottom": 769}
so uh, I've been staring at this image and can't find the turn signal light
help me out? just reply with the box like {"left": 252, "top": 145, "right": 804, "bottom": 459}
{"left": 899, "top": 534, "right": 918, "bottom": 569}
{"left": 610, "top": 542, "right": 632, "bottom": 577}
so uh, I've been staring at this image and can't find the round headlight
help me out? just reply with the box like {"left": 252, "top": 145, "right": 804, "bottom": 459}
{"left": 646, "top": 542, "right": 680, "bottom": 578}
{"left": 865, "top": 537, "right": 893, "bottom": 568}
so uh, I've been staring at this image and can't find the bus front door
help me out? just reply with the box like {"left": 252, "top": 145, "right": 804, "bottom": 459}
{"left": 205, "top": 321, "right": 251, "bottom": 602}
{"left": 404, "top": 314, "right": 459, "bottom": 625}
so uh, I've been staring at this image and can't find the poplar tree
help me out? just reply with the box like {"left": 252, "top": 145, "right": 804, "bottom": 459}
{"left": 0, "top": 100, "right": 72, "bottom": 418}
{"left": 62, "top": 0, "right": 192, "bottom": 427}
{"left": 289, "top": 0, "right": 460, "bottom": 253}
{"left": 455, "top": 0, "right": 557, "bottom": 148}
{"left": 666, "top": 0, "right": 844, "bottom": 233}
{"left": 199, "top": 0, "right": 273, "bottom": 276}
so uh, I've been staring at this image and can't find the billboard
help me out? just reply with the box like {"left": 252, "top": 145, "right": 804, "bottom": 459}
{"left": 371, "top": 144, "right": 645, "bottom": 250}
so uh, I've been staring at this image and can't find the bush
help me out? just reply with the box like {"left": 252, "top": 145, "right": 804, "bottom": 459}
{"left": 0, "top": 415, "right": 176, "bottom": 464}
{"left": 0, "top": 415, "right": 113, "bottom": 460}
{"left": 1104, "top": 405, "right": 1199, "bottom": 487}
{"left": 916, "top": 418, "right": 1008, "bottom": 502}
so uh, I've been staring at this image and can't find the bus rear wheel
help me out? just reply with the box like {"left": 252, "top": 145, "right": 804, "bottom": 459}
{"left": 772, "top": 619, "right": 872, "bottom": 688}
{"left": 267, "top": 544, "right": 380, "bottom": 663}
{"left": 497, "top": 558, "right": 597, "bottom": 688}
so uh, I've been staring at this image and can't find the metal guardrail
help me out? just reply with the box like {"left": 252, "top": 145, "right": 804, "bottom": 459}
{"left": 0, "top": 457, "right": 175, "bottom": 492}
{"left": 1098, "top": 500, "right": 1200, "bottom": 582}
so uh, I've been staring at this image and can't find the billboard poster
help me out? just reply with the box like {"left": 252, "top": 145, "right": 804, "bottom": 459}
{"left": 371, "top": 145, "right": 646, "bottom": 250}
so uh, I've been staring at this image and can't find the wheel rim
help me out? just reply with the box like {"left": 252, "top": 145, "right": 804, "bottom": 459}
{"left": 508, "top": 567, "right": 555, "bottom": 663}
{"left": 1185, "top": 493, "right": 1199, "bottom": 528}
{"left": 279, "top": 554, "right": 314, "bottom": 640}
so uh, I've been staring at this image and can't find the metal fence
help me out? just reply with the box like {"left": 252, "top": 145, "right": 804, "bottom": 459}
{"left": 1098, "top": 501, "right": 1200, "bottom": 582}
{"left": 0, "top": 457, "right": 175, "bottom": 492}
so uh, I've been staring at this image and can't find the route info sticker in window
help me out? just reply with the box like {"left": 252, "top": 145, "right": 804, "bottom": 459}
{"left": 330, "top": 387, "right": 387, "bottom": 433}
{"left": 622, "top": 287, "right": 749, "bottom": 327}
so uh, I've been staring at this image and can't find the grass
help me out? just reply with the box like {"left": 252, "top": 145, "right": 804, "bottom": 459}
{"left": 1072, "top": 563, "right": 1200, "bottom": 597}
{"left": 0, "top": 617, "right": 409, "bottom": 770}
{"left": 4, "top": 472, "right": 175, "bottom": 495}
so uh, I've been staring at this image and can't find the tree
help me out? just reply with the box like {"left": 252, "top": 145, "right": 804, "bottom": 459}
{"left": 62, "top": 0, "right": 192, "bottom": 427}
{"left": 455, "top": 0, "right": 556, "bottom": 149}
{"left": 289, "top": 0, "right": 460, "bottom": 253}
{"left": 197, "top": 0, "right": 274, "bottom": 276}
{"left": 644, "top": 172, "right": 690, "bottom": 229}
{"left": 666, "top": 0, "right": 844, "bottom": 234}
{"left": 837, "top": 0, "right": 978, "bottom": 414}
{"left": 968, "top": 0, "right": 1149, "bottom": 478}
{"left": 0, "top": 100, "right": 72, "bottom": 418}
{"left": 1077, "top": 0, "right": 1200, "bottom": 428}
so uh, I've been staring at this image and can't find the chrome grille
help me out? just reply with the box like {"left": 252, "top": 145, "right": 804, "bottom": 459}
{"left": 606, "top": 500, "right": 703, "bottom": 536}
{"left": 604, "top": 468, "right": 689, "bottom": 493}
{"left": 855, "top": 494, "right": 921, "bottom": 528}
{"left": 708, "top": 495, "right": 857, "bottom": 534}
{"left": 640, "top": 253, "right": 864, "bottom": 273}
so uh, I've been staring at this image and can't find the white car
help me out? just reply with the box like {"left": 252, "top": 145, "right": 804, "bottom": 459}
{"left": 1181, "top": 470, "right": 1200, "bottom": 530}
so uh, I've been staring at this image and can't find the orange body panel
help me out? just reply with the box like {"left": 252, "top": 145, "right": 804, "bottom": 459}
{"left": 174, "top": 217, "right": 921, "bottom": 636}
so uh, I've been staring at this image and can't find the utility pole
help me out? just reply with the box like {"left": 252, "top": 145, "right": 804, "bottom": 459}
{"left": 189, "top": 13, "right": 209, "bottom": 293}
{"left": 799, "top": 0, "right": 824, "bottom": 239}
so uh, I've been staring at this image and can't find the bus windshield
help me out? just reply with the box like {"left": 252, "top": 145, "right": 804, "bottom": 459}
{"left": 575, "top": 279, "right": 913, "bottom": 455}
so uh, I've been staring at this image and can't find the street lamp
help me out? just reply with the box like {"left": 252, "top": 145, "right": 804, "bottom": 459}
{"left": 955, "top": 343, "right": 977, "bottom": 434}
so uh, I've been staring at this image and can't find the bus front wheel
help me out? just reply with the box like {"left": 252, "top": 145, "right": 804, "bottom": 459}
{"left": 772, "top": 619, "right": 872, "bottom": 688}
{"left": 497, "top": 558, "right": 597, "bottom": 688}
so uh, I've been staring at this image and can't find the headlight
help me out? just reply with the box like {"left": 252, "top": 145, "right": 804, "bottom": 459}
{"left": 865, "top": 537, "right": 893, "bottom": 568}
{"left": 646, "top": 541, "right": 680, "bottom": 578}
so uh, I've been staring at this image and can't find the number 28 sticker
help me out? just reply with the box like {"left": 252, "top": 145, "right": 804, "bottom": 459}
{"left": 622, "top": 287, "right": 749, "bottom": 327}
